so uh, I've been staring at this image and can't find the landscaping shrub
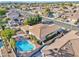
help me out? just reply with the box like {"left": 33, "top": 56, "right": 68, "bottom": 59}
{"left": 37, "top": 40, "right": 43, "bottom": 45}
{"left": 29, "top": 34, "right": 42, "bottom": 45}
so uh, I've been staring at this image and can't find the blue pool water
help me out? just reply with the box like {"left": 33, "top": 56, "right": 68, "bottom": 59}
{"left": 16, "top": 40, "right": 34, "bottom": 52}
{"left": 0, "top": 40, "right": 3, "bottom": 48}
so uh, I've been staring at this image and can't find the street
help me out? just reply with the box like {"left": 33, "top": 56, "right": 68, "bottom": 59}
{"left": 18, "top": 9, "right": 79, "bottom": 31}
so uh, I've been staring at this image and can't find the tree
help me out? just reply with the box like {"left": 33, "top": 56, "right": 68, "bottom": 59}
{"left": 0, "top": 18, "right": 10, "bottom": 30}
{"left": 1, "top": 29, "right": 15, "bottom": 41}
{"left": 10, "top": 38, "right": 16, "bottom": 49}
{"left": 37, "top": 15, "right": 42, "bottom": 22}
{"left": 0, "top": 8, "right": 7, "bottom": 16}
{"left": 0, "top": 17, "right": 10, "bottom": 28}
{"left": 45, "top": 8, "right": 50, "bottom": 13}
{"left": 74, "top": 19, "right": 79, "bottom": 24}
{"left": 0, "top": 18, "right": 6, "bottom": 27}
{"left": 3, "top": 17, "right": 11, "bottom": 23}
{"left": 1, "top": 25, "right": 5, "bottom": 30}
{"left": 0, "top": 29, "right": 16, "bottom": 55}
{"left": 24, "top": 15, "right": 42, "bottom": 26}
{"left": 68, "top": 3, "right": 73, "bottom": 6}
{"left": 43, "top": 8, "right": 53, "bottom": 17}
{"left": 24, "top": 17, "right": 32, "bottom": 25}
{"left": 44, "top": 8, "right": 50, "bottom": 15}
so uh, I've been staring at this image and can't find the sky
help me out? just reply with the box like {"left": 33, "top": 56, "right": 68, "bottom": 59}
{"left": 0, "top": 0, "right": 79, "bottom": 2}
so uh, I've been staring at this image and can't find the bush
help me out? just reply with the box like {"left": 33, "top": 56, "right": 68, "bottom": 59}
{"left": 29, "top": 34, "right": 42, "bottom": 45}
{"left": 29, "top": 34, "right": 38, "bottom": 41}
{"left": 3, "top": 17, "right": 11, "bottom": 23}
{"left": 37, "top": 40, "right": 42, "bottom": 45}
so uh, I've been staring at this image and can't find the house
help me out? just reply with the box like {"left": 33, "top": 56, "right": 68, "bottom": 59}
{"left": 6, "top": 9, "right": 23, "bottom": 26}
{"left": 6, "top": 9, "right": 20, "bottom": 19}
{"left": 42, "top": 30, "right": 79, "bottom": 57}
{"left": 20, "top": 24, "right": 60, "bottom": 41}
{"left": 8, "top": 18, "right": 22, "bottom": 26}
{"left": 63, "top": 13, "right": 79, "bottom": 24}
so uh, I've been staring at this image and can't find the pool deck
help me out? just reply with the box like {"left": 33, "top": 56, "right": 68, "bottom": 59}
{"left": 1, "top": 40, "right": 16, "bottom": 57}
{"left": 0, "top": 49, "right": 2, "bottom": 57}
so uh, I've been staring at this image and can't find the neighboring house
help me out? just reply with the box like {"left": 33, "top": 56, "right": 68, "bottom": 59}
{"left": 6, "top": 9, "right": 23, "bottom": 26}
{"left": 8, "top": 20, "right": 18, "bottom": 26}
{"left": 64, "top": 13, "right": 79, "bottom": 24}
{"left": 6, "top": 9, "right": 20, "bottom": 19}
{"left": 58, "top": 8, "right": 79, "bottom": 24}
{"left": 8, "top": 18, "right": 22, "bottom": 26}
{"left": 42, "top": 30, "right": 79, "bottom": 57}
{"left": 20, "top": 23, "right": 60, "bottom": 41}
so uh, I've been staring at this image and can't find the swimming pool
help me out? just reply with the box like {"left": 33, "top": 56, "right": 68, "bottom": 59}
{"left": 0, "top": 40, "right": 3, "bottom": 48}
{"left": 16, "top": 39, "right": 35, "bottom": 52}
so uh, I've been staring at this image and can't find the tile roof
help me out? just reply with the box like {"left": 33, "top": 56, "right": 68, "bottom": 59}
{"left": 29, "top": 24, "right": 60, "bottom": 41}
{"left": 42, "top": 30, "right": 79, "bottom": 57}
{"left": 21, "top": 24, "right": 60, "bottom": 41}
{"left": 43, "top": 30, "right": 78, "bottom": 51}
{"left": 70, "top": 39, "right": 79, "bottom": 56}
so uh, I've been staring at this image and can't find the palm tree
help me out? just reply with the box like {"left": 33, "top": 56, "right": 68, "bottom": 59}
{"left": 0, "top": 29, "right": 15, "bottom": 56}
